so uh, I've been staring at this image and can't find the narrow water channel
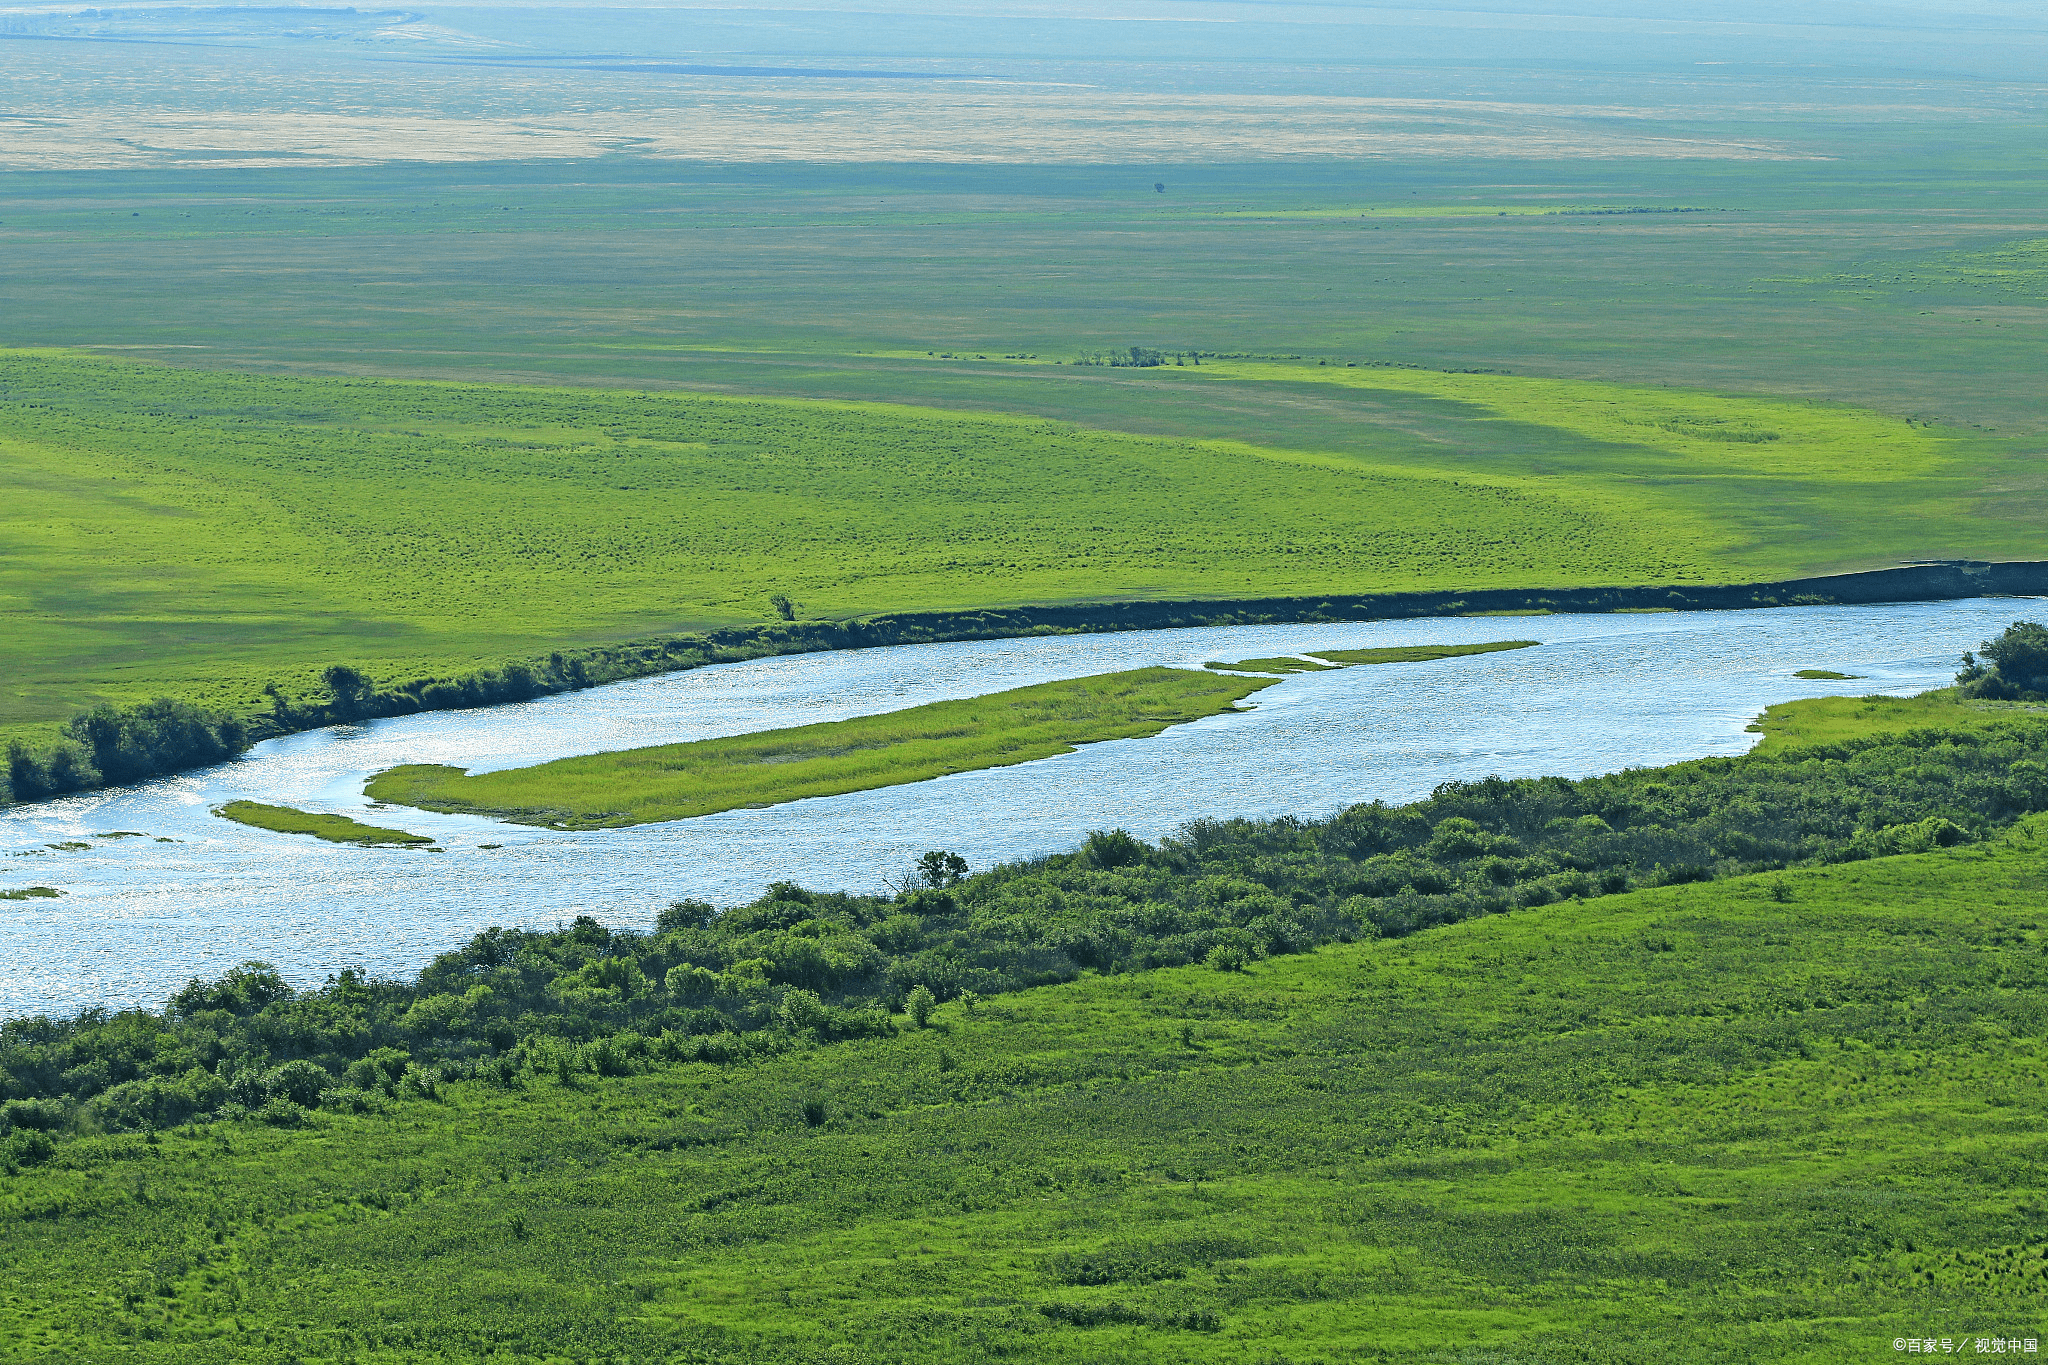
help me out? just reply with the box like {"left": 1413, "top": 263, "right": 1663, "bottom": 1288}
{"left": 0, "top": 599, "right": 2027, "bottom": 1017}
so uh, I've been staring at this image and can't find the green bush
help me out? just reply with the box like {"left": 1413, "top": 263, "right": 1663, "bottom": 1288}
{"left": 3, "top": 1129, "right": 55, "bottom": 1168}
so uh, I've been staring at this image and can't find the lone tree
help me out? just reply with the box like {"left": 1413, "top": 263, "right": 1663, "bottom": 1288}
{"left": 770, "top": 594, "right": 797, "bottom": 621}
{"left": 905, "top": 984, "right": 937, "bottom": 1028}
{"left": 916, "top": 850, "right": 969, "bottom": 889}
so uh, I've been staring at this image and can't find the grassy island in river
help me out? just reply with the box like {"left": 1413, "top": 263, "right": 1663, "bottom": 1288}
{"left": 365, "top": 667, "right": 1276, "bottom": 829}
{"left": 213, "top": 801, "right": 434, "bottom": 847}
{"left": 1205, "top": 639, "right": 1537, "bottom": 673}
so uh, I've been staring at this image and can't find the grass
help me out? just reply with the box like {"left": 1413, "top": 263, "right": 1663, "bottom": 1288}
{"left": 1308, "top": 639, "right": 1539, "bottom": 666}
{"left": 1202, "top": 657, "right": 1338, "bottom": 674}
{"left": 4, "top": 837, "right": 2044, "bottom": 1360}
{"left": 365, "top": 667, "right": 1277, "bottom": 829}
{"left": 0, "top": 349, "right": 1749, "bottom": 755}
{"left": 0, "top": 886, "right": 60, "bottom": 900}
{"left": 212, "top": 800, "right": 432, "bottom": 847}
{"left": 7, "top": 148, "right": 2048, "bottom": 759}
{"left": 1205, "top": 640, "right": 1537, "bottom": 673}
{"left": 8, "top": 151, "right": 2048, "bottom": 433}
{"left": 1746, "top": 686, "right": 2048, "bottom": 752}
{"left": 1794, "top": 668, "right": 1861, "bottom": 680}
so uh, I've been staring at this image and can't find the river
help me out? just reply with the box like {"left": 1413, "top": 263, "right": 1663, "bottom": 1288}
{"left": 0, "top": 598, "right": 2027, "bottom": 1017}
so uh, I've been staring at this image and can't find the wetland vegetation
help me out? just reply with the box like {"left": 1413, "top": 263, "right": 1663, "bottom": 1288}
{"left": 3, "top": 692, "right": 2046, "bottom": 1357}
{"left": 211, "top": 802, "right": 433, "bottom": 848}
{"left": 363, "top": 668, "right": 1275, "bottom": 829}
{"left": 10, "top": 15, "right": 2048, "bottom": 1353}
{"left": 1204, "top": 639, "right": 1537, "bottom": 674}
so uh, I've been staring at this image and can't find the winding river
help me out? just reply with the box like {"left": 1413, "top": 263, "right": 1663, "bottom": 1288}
{"left": 0, "top": 598, "right": 2028, "bottom": 1018}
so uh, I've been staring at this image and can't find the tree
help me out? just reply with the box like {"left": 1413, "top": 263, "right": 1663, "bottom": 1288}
{"left": 658, "top": 899, "right": 717, "bottom": 932}
{"left": 1083, "top": 828, "right": 1145, "bottom": 869}
{"left": 6, "top": 741, "right": 49, "bottom": 801}
{"left": 323, "top": 664, "right": 369, "bottom": 716}
{"left": 770, "top": 594, "right": 796, "bottom": 621}
{"left": 1971, "top": 620, "right": 2048, "bottom": 697}
{"left": 43, "top": 742, "right": 98, "bottom": 793}
{"left": 916, "top": 851, "right": 969, "bottom": 889}
{"left": 905, "top": 984, "right": 937, "bottom": 1028}
{"left": 778, "top": 988, "right": 828, "bottom": 1034}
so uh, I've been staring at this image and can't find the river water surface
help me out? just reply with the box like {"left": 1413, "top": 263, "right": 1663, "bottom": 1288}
{"left": 1, "top": 599, "right": 2028, "bottom": 1017}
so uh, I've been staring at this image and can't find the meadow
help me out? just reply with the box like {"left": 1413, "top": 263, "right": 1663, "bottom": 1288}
{"left": 363, "top": 667, "right": 1275, "bottom": 828}
{"left": 2, "top": 831, "right": 2044, "bottom": 1361}
{"left": 5, "top": 142, "right": 2048, "bottom": 792}
{"left": 0, "top": 341, "right": 2030, "bottom": 780}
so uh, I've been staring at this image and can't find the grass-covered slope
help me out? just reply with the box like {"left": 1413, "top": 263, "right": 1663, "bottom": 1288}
{"left": 364, "top": 667, "right": 1275, "bottom": 829}
{"left": 4, "top": 838, "right": 2045, "bottom": 1362}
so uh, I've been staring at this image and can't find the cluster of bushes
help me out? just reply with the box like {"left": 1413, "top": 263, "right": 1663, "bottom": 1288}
{"left": 1958, "top": 620, "right": 2048, "bottom": 701}
{"left": 1072, "top": 347, "right": 1185, "bottom": 368}
{"left": 4, "top": 713, "right": 2046, "bottom": 1154}
{"left": 4, "top": 699, "right": 247, "bottom": 801}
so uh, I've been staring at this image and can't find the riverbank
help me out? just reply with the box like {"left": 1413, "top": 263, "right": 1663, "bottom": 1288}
{"left": 6, "top": 562, "right": 2041, "bottom": 808}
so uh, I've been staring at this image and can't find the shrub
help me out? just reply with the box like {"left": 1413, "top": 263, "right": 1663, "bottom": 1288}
{"left": 905, "top": 985, "right": 937, "bottom": 1028}
{"left": 777, "top": 989, "right": 828, "bottom": 1035}
{"left": 254, "top": 1096, "right": 305, "bottom": 1127}
{"left": 4, "top": 1129, "right": 57, "bottom": 1168}
{"left": 1083, "top": 828, "right": 1145, "bottom": 869}
{"left": 263, "top": 1059, "right": 332, "bottom": 1109}
{"left": 2, "top": 1098, "right": 65, "bottom": 1132}
{"left": 1206, "top": 943, "right": 1250, "bottom": 972}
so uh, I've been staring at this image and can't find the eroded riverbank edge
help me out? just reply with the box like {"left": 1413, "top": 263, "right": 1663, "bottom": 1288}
{"left": 5, "top": 559, "right": 2041, "bottom": 808}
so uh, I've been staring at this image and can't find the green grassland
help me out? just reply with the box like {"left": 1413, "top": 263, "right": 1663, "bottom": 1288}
{"left": 211, "top": 801, "right": 432, "bottom": 847}
{"left": 7, "top": 151, "right": 2048, "bottom": 435}
{"left": 6, "top": 147, "right": 2048, "bottom": 770}
{"left": 5, "top": 839, "right": 2045, "bottom": 1361}
{"left": 2, "top": 343, "right": 2030, "bottom": 766}
{"left": 1749, "top": 687, "right": 2048, "bottom": 753}
{"left": 364, "top": 667, "right": 1275, "bottom": 829}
